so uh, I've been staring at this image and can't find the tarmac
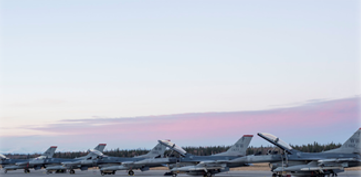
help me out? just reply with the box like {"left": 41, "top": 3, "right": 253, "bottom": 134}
{"left": 0, "top": 169, "right": 360, "bottom": 177}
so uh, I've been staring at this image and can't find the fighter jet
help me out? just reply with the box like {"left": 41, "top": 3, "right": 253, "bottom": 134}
{"left": 45, "top": 143, "right": 107, "bottom": 174}
{"left": 159, "top": 135, "right": 253, "bottom": 177}
{"left": 229, "top": 128, "right": 361, "bottom": 177}
{"left": 0, "top": 146, "right": 57, "bottom": 174}
{"left": 0, "top": 154, "right": 29, "bottom": 174}
{"left": 99, "top": 142, "right": 167, "bottom": 176}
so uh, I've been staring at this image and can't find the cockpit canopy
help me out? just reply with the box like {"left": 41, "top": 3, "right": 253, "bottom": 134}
{"left": 158, "top": 139, "right": 187, "bottom": 156}
{"left": 0, "top": 154, "right": 7, "bottom": 159}
{"left": 258, "top": 133, "right": 293, "bottom": 150}
{"left": 34, "top": 156, "right": 47, "bottom": 160}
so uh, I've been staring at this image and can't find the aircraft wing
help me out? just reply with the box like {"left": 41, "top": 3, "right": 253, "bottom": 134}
{"left": 172, "top": 166, "right": 224, "bottom": 172}
{"left": 229, "top": 154, "right": 282, "bottom": 164}
{"left": 101, "top": 165, "right": 129, "bottom": 171}
{"left": 274, "top": 160, "right": 353, "bottom": 173}
{"left": 318, "top": 158, "right": 361, "bottom": 164}
{"left": 171, "top": 160, "right": 228, "bottom": 172}
{"left": 133, "top": 158, "right": 172, "bottom": 166}
{"left": 300, "top": 166, "right": 344, "bottom": 171}
{"left": 61, "top": 160, "right": 81, "bottom": 167}
{"left": 4, "top": 165, "right": 23, "bottom": 170}
{"left": 46, "top": 165, "right": 67, "bottom": 170}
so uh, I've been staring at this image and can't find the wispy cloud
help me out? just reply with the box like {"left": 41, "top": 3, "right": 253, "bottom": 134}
{"left": 1, "top": 97, "right": 359, "bottom": 153}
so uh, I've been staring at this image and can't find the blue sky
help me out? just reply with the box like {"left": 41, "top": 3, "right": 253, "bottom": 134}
{"left": 0, "top": 0, "right": 360, "bottom": 152}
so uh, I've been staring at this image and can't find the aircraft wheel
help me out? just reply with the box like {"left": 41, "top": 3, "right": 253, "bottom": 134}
{"left": 101, "top": 171, "right": 105, "bottom": 176}
{"left": 128, "top": 170, "right": 134, "bottom": 176}
{"left": 69, "top": 169, "right": 75, "bottom": 174}
{"left": 272, "top": 173, "right": 276, "bottom": 177}
{"left": 112, "top": 171, "right": 116, "bottom": 175}
{"left": 4, "top": 170, "right": 7, "bottom": 174}
{"left": 206, "top": 172, "right": 212, "bottom": 177}
{"left": 172, "top": 173, "right": 177, "bottom": 177}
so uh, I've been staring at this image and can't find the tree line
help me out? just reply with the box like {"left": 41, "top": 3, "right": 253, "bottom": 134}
{"left": 4, "top": 142, "right": 341, "bottom": 159}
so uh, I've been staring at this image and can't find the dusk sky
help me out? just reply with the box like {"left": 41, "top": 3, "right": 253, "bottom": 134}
{"left": 0, "top": 0, "right": 360, "bottom": 153}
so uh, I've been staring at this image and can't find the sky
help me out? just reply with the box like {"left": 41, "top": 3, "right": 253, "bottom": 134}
{"left": 0, "top": 0, "right": 360, "bottom": 153}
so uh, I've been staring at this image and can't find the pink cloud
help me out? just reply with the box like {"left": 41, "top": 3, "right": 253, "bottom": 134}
{"left": 1, "top": 97, "right": 359, "bottom": 152}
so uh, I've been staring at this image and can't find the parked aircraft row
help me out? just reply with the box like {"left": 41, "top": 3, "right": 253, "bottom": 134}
{"left": 1, "top": 129, "right": 360, "bottom": 177}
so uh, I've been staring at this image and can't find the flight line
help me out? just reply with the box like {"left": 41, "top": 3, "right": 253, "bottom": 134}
{"left": 1, "top": 129, "right": 360, "bottom": 177}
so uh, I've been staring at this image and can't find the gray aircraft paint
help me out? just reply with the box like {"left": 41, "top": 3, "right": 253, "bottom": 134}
{"left": 213, "top": 135, "right": 253, "bottom": 157}
{"left": 229, "top": 129, "right": 361, "bottom": 177}
{"left": 159, "top": 135, "right": 253, "bottom": 177}
{"left": 0, "top": 146, "right": 58, "bottom": 173}
{"left": 44, "top": 144, "right": 107, "bottom": 174}
{"left": 135, "top": 143, "right": 167, "bottom": 158}
{"left": 99, "top": 142, "right": 167, "bottom": 176}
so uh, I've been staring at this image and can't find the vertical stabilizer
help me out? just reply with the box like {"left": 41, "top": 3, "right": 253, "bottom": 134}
{"left": 339, "top": 128, "right": 361, "bottom": 154}
{"left": 325, "top": 128, "right": 361, "bottom": 154}
{"left": 42, "top": 146, "right": 57, "bottom": 158}
{"left": 94, "top": 144, "right": 107, "bottom": 152}
{"left": 214, "top": 135, "right": 253, "bottom": 157}
{"left": 137, "top": 143, "right": 167, "bottom": 158}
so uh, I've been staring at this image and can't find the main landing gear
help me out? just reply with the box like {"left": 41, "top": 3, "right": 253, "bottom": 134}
{"left": 101, "top": 171, "right": 116, "bottom": 176}
{"left": 271, "top": 173, "right": 290, "bottom": 177}
{"left": 203, "top": 172, "right": 213, "bottom": 177}
{"left": 128, "top": 170, "right": 134, "bottom": 176}
{"left": 69, "top": 169, "right": 75, "bottom": 174}
{"left": 24, "top": 169, "right": 30, "bottom": 173}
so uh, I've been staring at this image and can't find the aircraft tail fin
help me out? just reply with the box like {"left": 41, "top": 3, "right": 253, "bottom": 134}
{"left": 325, "top": 128, "right": 361, "bottom": 154}
{"left": 214, "top": 135, "right": 253, "bottom": 157}
{"left": 138, "top": 143, "right": 167, "bottom": 158}
{"left": 42, "top": 146, "right": 57, "bottom": 158}
{"left": 94, "top": 144, "right": 107, "bottom": 152}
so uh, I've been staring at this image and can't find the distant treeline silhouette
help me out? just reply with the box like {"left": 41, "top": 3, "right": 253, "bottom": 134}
{"left": 5, "top": 142, "right": 341, "bottom": 159}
